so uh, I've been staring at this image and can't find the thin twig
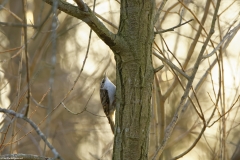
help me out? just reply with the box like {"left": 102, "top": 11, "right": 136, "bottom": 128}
{"left": 153, "top": 74, "right": 165, "bottom": 152}
{"left": 0, "top": 108, "right": 63, "bottom": 160}
{"left": 31, "top": 96, "right": 47, "bottom": 108}
{"left": 31, "top": 0, "right": 97, "bottom": 137}
{"left": 208, "top": 95, "right": 240, "bottom": 127}
{"left": 154, "top": 65, "right": 164, "bottom": 73}
{"left": 171, "top": 124, "right": 206, "bottom": 160}
{"left": 202, "top": 23, "right": 240, "bottom": 59}
{"left": 152, "top": 0, "right": 221, "bottom": 158}
{"left": 61, "top": 89, "right": 105, "bottom": 117}
{"left": 158, "top": 2, "right": 179, "bottom": 28}
{"left": 1, "top": 88, "right": 50, "bottom": 149}
{"left": 172, "top": 60, "right": 221, "bottom": 160}
{"left": 44, "top": 0, "right": 59, "bottom": 154}
{"left": 180, "top": 0, "right": 212, "bottom": 69}
{"left": 153, "top": 51, "right": 189, "bottom": 79}
{"left": 191, "top": 87, "right": 205, "bottom": 122}
{"left": 0, "top": 21, "right": 38, "bottom": 28}
{"left": 207, "top": 92, "right": 221, "bottom": 116}
{"left": 0, "top": 154, "right": 55, "bottom": 160}
{"left": 155, "top": 19, "right": 193, "bottom": 34}
{"left": 22, "top": 0, "right": 31, "bottom": 117}
{"left": 1, "top": 6, "right": 23, "bottom": 22}
{"left": 160, "top": 35, "right": 184, "bottom": 69}
{"left": 218, "top": 24, "right": 227, "bottom": 158}
{"left": 0, "top": 46, "right": 23, "bottom": 54}
{"left": 154, "top": 0, "right": 168, "bottom": 25}
{"left": 43, "top": 0, "right": 117, "bottom": 48}
{"left": 85, "top": 110, "right": 106, "bottom": 117}
{"left": 95, "top": 12, "right": 118, "bottom": 29}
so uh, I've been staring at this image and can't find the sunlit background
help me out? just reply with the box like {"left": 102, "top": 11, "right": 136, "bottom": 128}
{"left": 0, "top": 0, "right": 240, "bottom": 159}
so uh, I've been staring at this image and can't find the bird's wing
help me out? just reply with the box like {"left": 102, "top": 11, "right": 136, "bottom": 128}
{"left": 100, "top": 88, "right": 109, "bottom": 116}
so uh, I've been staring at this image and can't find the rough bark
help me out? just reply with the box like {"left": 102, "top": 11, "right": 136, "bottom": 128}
{"left": 112, "top": 1, "right": 155, "bottom": 159}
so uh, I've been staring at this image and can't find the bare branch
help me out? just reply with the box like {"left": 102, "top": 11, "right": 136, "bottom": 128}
{"left": 0, "top": 108, "right": 63, "bottom": 160}
{"left": 202, "top": 22, "right": 240, "bottom": 59}
{"left": 42, "top": 0, "right": 118, "bottom": 48}
{"left": 172, "top": 124, "right": 206, "bottom": 160}
{"left": 153, "top": 51, "right": 189, "bottom": 79}
{"left": 152, "top": 0, "right": 222, "bottom": 158}
{"left": 22, "top": 0, "right": 31, "bottom": 117}
{"left": 154, "top": 0, "right": 168, "bottom": 25}
{"left": 0, "top": 154, "right": 55, "bottom": 160}
{"left": 180, "top": 0, "right": 212, "bottom": 69}
{"left": 155, "top": 19, "right": 193, "bottom": 34}
{"left": 74, "top": 0, "right": 88, "bottom": 12}
{"left": 1, "top": 6, "right": 23, "bottom": 22}
{"left": 208, "top": 95, "right": 240, "bottom": 127}
{"left": 95, "top": 12, "right": 118, "bottom": 29}
{"left": 154, "top": 65, "right": 164, "bottom": 73}
{"left": 60, "top": 89, "right": 105, "bottom": 117}
{"left": 0, "top": 21, "right": 38, "bottom": 28}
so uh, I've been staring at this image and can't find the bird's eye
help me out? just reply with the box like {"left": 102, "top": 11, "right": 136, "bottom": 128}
{"left": 102, "top": 79, "right": 105, "bottom": 84}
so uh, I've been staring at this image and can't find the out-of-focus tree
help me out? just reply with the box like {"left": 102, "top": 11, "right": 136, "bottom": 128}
{"left": 0, "top": 0, "right": 240, "bottom": 160}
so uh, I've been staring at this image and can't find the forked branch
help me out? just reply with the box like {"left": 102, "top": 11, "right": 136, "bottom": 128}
{"left": 43, "top": 0, "right": 117, "bottom": 48}
{"left": 0, "top": 108, "right": 63, "bottom": 160}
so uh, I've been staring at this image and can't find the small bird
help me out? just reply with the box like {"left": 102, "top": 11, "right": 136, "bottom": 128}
{"left": 100, "top": 74, "right": 116, "bottom": 134}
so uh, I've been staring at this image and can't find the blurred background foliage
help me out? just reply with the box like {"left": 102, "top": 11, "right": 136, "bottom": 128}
{"left": 0, "top": 0, "right": 240, "bottom": 159}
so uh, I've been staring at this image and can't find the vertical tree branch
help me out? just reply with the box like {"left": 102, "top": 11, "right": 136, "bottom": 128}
{"left": 44, "top": 0, "right": 58, "bottom": 155}
{"left": 152, "top": 0, "right": 222, "bottom": 159}
{"left": 22, "top": 0, "right": 30, "bottom": 117}
{"left": 0, "top": 108, "right": 63, "bottom": 160}
{"left": 154, "top": 0, "right": 168, "bottom": 25}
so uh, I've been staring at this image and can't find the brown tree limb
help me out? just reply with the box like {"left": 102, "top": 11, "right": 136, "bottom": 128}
{"left": 22, "top": 0, "right": 31, "bottom": 117}
{"left": 43, "top": 0, "right": 119, "bottom": 49}
{"left": 154, "top": 65, "right": 164, "bottom": 73}
{"left": 0, "top": 154, "right": 55, "bottom": 160}
{"left": 153, "top": 51, "right": 189, "bottom": 79}
{"left": 0, "top": 21, "right": 38, "bottom": 28}
{"left": 154, "top": 19, "right": 193, "bottom": 34}
{"left": 154, "top": 0, "right": 168, "bottom": 25}
{"left": 74, "top": 0, "right": 88, "bottom": 11}
{"left": 0, "top": 108, "right": 63, "bottom": 160}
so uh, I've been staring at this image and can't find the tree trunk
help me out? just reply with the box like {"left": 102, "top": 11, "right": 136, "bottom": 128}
{"left": 112, "top": 1, "right": 155, "bottom": 159}
{"left": 42, "top": 0, "right": 155, "bottom": 158}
